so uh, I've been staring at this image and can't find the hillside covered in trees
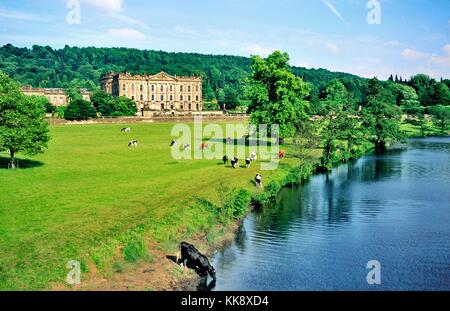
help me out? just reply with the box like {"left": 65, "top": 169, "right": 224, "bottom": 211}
{"left": 0, "top": 44, "right": 363, "bottom": 108}
{"left": 0, "top": 44, "right": 449, "bottom": 113}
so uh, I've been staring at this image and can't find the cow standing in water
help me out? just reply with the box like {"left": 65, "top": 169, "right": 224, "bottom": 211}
{"left": 177, "top": 242, "right": 216, "bottom": 280}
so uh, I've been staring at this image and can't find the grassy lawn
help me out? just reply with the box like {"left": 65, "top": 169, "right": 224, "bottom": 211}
{"left": 0, "top": 122, "right": 299, "bottom": 290}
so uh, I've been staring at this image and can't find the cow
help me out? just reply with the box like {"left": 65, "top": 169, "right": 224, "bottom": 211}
{"left": 177, "top": 242, "right": 216, "bottom": 280}
{"left": 250, "top": 151, "right": 257, "bottom": 162}
{"left": 255, "top": 174, "right": 263, "bottom": 188}
{"left": 231, "top": 157, "right": 239, "bottom": 169}
{"left": 277, "top": 150, "right": 286, "bottom": 159}
{"left": 223, "top": 155, "right": 229, "bottom": 165}
{"left": 170, "top": 140, "right": 177, "bottom": 147}
{"left": 183, "top": 144, "right": 191, "bottom": 151}
{"left": 245, "top": 158, "right": 251, "bottom": 168}
{"left": 200, "top": 143, "right": 209, "bottom": 150}
{"left": 121, "top": 127, "right": 131, "bottom": 133}
{"left": 128, "top": 140, "right": 138, "bottom": 147}
{"left": 226, "top": 137, "right": 233, "bottom": 145}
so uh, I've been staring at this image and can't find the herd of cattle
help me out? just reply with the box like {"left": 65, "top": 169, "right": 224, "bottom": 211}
{"left": 120, "top": 126, "right": 287, "bottom": 282}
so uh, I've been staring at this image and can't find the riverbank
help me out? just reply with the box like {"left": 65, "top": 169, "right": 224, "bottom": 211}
{"left": 0, "top": 121, "right": 446, "bottom": 290}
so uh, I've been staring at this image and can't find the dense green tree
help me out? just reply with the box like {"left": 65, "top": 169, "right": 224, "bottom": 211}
{"left": 433, "top": 82, "right": 450, "bottom": 106}
{"left": 0, "top": 71, "right": 50, "bottom": 168}
{"left": 64, "top": 98, "right": 97, "bottom": 120}
{"left": 409, "top": 74, "right": 437, "bottom": 106}
{"left": 246, "top": 51, "right": 310, "bottom": 141}
{"left": 429, "top": 105, "right": 450, "bottom": 135}
{"left": 361, "top": 78, "right": 403, "bottom": 151}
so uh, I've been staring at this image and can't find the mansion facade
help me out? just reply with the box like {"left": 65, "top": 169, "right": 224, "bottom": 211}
{"left": 100, "top": 71, "right": 203, "bottom": 113}
{"left": 21, "top": 86, "right": 91, "bottom": 106}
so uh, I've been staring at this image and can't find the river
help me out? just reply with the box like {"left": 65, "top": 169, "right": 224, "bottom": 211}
{"left": 208, "top": 137, "right": 450, "bottom": 291}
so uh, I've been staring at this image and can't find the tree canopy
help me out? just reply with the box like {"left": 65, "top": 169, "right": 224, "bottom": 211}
{"left": 0, "top": 71, "right": 50, "bottom": 168}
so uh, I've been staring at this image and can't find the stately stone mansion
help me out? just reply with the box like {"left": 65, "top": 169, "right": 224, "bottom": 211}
{"left": 21, "top": 86, "right": 91, "bottom": 106}
{"left": 100, "top": 71, "right": 203, "bottom": 113}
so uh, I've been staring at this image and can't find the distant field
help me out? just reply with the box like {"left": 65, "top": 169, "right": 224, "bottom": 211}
{"left": 0, "top": 122, "right": 298, "bottom": 290}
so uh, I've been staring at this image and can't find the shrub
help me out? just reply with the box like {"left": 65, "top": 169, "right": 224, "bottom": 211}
{"left": 122, "top": 231, "right": 147, "bottom": 263}
{"left": 64, "top": 99, "right": 97, "bottom": 120}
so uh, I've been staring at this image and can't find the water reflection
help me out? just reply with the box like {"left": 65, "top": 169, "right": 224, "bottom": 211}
{"left": 209, "top": 137, "right": 450, "bottom": 291}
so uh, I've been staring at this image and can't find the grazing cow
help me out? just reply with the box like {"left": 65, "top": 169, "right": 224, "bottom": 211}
{"left": 255, "top": 174, "right": 263, "bottom": 188}
{"left": 183, "top": 144, "right": 191, "bottom": 151}
{"left": 277, "top": 150, "right": 286, "bottom": 159}
{"left": 121, "top": 127, "right": 131, "bottom": 133}
{"left": 178, "top": 242, "right": 216, "bottom": 280}
{"left": 231, "top": 157, "right": 239, "bottom": 169}
{"left": 250, "top": 151, "right": 257, "bottom": 162}
{"left": 200, "top": 143, "right": 209, "bottom": 150}
{"left": 223, "top": 155, "right": 229, "bottom": 165}
{"left": 245, "top": 158, "right": 251, "bottom": 168}
{"left": 170, "top": 140, "right": 177, "bottom": 147}
{"left": 128, "top": 140, "right": 138, "bottom": 148}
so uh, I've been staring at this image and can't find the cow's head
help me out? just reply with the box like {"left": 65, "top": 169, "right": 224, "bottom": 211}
{"left": 209, "top": 266, "right": 216, "bottom": 280}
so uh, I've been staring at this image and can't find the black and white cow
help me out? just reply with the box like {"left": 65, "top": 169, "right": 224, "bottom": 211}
{"left": 121, "top": 127, "right": 131, "bottom": 133}
{"left": 255, "top": 174, "right": 263, "bottom": 188}
{"left": 178, "top": 242, "right": 216, "bottom": 280}
{"left": 183, "top": 144, "right": 191, "bottom": 151}
{"left": 231, "top": 157, "right": 239, "bottom": 169}
{"left": 223, "top": 155, "right": 229, "bottom": 165}
{"left": 250, "top": 151, "right": 257, "bottom": 162}
{"left": 170, "top": 140, "right": 177, "bottom": 147}
{"left": 245, "top": 158, "right": 251, "bottom": 168}
{"left": 128, "top": 140, "right": 138, "bottom": 147}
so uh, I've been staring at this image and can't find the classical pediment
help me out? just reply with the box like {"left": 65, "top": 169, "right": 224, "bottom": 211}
{"left": 148, "top": 71, "right": 178, "bottom": 81}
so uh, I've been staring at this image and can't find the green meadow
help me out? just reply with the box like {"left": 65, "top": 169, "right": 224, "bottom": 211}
{"left": 0, "top": 122, "right": 299, "bottom": 290}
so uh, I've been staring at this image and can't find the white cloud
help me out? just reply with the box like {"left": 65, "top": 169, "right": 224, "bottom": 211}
{"left": 83, "top": 0, "right": 123, "bottom": 12}
{"left": 401, "top": 48, "right": 427, "bottom": 60}
{"left": 107, "top": 28, "right": 145, "bottom": 40}
{"left": 325, "top": 42, "right": 340, "bottom": 53}
{"left": 241, "top": 45, "right": 276, "bottom": 57}
{"left": 385, "top": 40, "right": 400, "bottom": 46}
{"left": 0, "top": 8, "right": 42, "bottom": 21}
{"left": 429, "top": 44, "right": 450, "bottom": 68}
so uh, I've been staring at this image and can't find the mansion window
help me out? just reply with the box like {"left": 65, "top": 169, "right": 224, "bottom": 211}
{"left": 140, "top": 84, "right": 143, "bottom": 92}
{"left": 59, "top": 98, "right": 63, "bottom": 105}
{"left": 131, "top": 84, "right": 135, "bottom": 92}
{"left": 161, "top": 103, "right": 165, "bottom": 110}
{"left": 180, "top": 95, "right": 183, "bottom": 101}
{"left": 132, "top": 96, "right": 135, "bottom": 100}
{"left": 152, "top": 95, "right": 155, "bottom": 101}
{"left": 196, "top": 85, "right": 199, "bottom": 92}
{"left": 170, "top": 95, "right": 173, "bottom": 101}
{"left": 188, "top": 95, "right": 191, "bottom": 101}
{"left": 170, "top": 104, "right": 174, "bottom": 110}
{"left": 160, "top": 95, "right": 164, "bottom": 101}
{"left": 188, "top": 85, "right": 191, "bottom": 92}
{"left": 196, "top": 95, "right": 199, "bottom": 101}
{"left": 160, "top": 85, "right": 164, "bottom": 92}
{"left": 180, "top": 85, "right": 183, "bottom": 92}
{"left": 170, "top": 85, "right": 173, "bottom": 92}
{"left": 196, "top": 104, "right": 199, "bottom": 110}
{"left": 151, "top": 85, "right": 155, "bottom": 92}
{"left": 123, "top": 84, "right": 126, "bottom": 91}
{"left": 140, "top": 94, "right": 143, "bottom": 101}
{"left": 180, "top": 104, "right": 184, "bottom": 110}
{"left": 188, "top": 103, "right": 192, "bottom": 110}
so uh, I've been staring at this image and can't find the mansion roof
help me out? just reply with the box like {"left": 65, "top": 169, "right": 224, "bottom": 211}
{"left": 101, "top": 71, "right": 202, "bottom": 82}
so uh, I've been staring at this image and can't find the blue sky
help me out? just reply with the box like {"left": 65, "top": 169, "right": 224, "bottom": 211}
{"left": 0, "top": 0, "right": 449, "bottom": 79}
